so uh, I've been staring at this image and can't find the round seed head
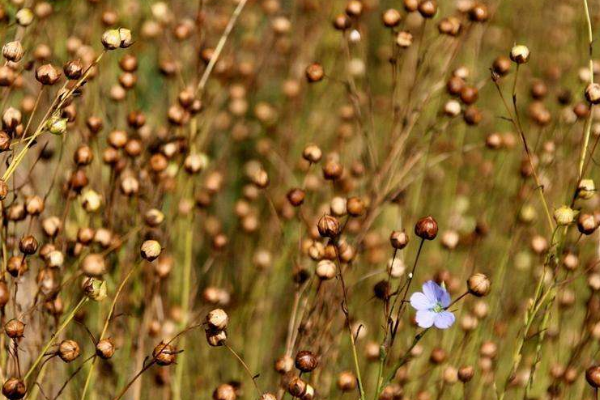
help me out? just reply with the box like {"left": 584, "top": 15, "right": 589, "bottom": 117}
{"left": 96, "top": 338, "right": 116, "bottom": 359}
{"left": 2, "top": 378, "right": 26, "bottom": 400}
{"left": 510, "top": 45, "right": 530, "bottom": 64}
{"left": 414, "top": 216, "right": 438, "bottom": 240}
{"left": 58, "top": 339, "right": 80, "bottom": 362}
{"left": 295, "top": 350, "right": 318, "bottom": 372}
{"left": 141, "top": 240, "right": 162, "bottom": 261}
{"left": 467, "top": 273, "right": 491, "bottom": 297}
{"left": 206, "top": 309, "right": 229, "bottom": 331}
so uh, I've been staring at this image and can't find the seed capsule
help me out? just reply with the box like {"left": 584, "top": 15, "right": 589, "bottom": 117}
{"left": 2, "top": 378, "right": 26, "bottom": 400}
{"left": 35, "top": 64, "right": 61, "bottom": 85}
{"left": 382, "top": 9, "right": 401, "bottom": 27}
{"left": 206, "top": 309, "right": 228, "bottom": 331}
{"left": 96, "top": 338, "right": 116, "bottom": 359}
{"left": 414, "top": 216, "right": 438, "bottom": 240}
{"left": 305, "top": 63, "right": 324, "bottom": 83}
{"left": 295, "top": 350, "right": 318, "bottom": 372}
{"left": 467, "top": 273, "right": 491, "bottom": 297}
{"left": 2, "top": 42, "right": 23, "bottom": 63}
{"left": 586, "top": 83, "right": 600, "bottom": 104}
{"left": 510, "top": 45, "right": 530, "bottom": 64}
{"left": 152, "top": 342, "right": 176, "bottom": 365}
{"left": 141, "top": 240, "right": 162, "bottom": 261}
{"left": 58, "top": 339, "right": 80, "bottom": 362}
{"left": 458, "top": 366, "right": 474, "bottom": 382}
{"left": 317, "top": 215, "right": 340, "bottom": 238}
{"left": 4, "top": 319, "right": 24, "bottom": 339}
{"left": 586, "top": 366, "right": 600, "bottom": 388}
{"left": 578, "top": 213, "right": 597, "bottom": 235}
{"left": 389, "top": 230, "right": 409, "bottom": 249}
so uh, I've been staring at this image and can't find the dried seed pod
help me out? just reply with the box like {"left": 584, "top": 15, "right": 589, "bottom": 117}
{"left": 578, "top": 213, "right": 597, "bottom": 235}
{"left": 63, "top": 60, "right": 83, "bottom": 80}
{"left": 2, "top": 378, "right": 26, "bottom": 400}
{"left": 586, "top": 366, "right": 600, "bottom": 388}
{"left": 317, "top": 215, "right": 340, "bottom": 238}
{"left": 58, "top": 339, "right": 80, "bottom": 362}
{"left": 4, "top": 319, "right": 24, "bottom": 339}
{"left": 316, "top": 260, "right": 336, "bottom": 280}
{"left": 414, "top": 216, "right": 438, "bottom": 240}
{"left": 152, "top": 342, "right": 176, "bottom": 366}
{"left": 467, "top": 273, "right": 491, "bottom": 297}
{"left": 305, "top": 63, "right": 324, "bottom": 83}
{"left": 510, "top": 45, "right": 530, "bottom": 64}
{"left": 205, "top": 329, "right": 227, "bottom": 346}
{"left": 96, "top": 338, "right": 116, "bottom": 359}
{"left": 418, "top": 0, "right": 437, "bottom": 18}
{"left": 288, "top": 377, "right": 308, "bottom": 397}
{"left": 141, "top": 240, "right": 162, "bottom": 261}
{"left": 382, "top": 9, "right": 401, "bottom": 27}
{"left": 337, "top": 371, "right": 357, "bottom": 392}
{"left": 390, "top": 230, "right": 409, "bottom": 249}
{"left": 206, "top": 309, "right": 228, "bottom": 331}
{"left": 295, "top": 350, "right": 318, "bottom": 372}
{"left": 2, "top": 42, "right": 24, "bottom": 63}
{"left": 458, "top": 366, "right": 474, "bottom": 382}
{"left": 35, "top": 64, "right": 61, "bottom": 85}
{"left": 19, "top": 235, "right": 38, "bottom": 255}
{"left": 287, "top": 188, "right": 306, "bottom": 207}
{"left": 213, "top": 384, "right": 236, "bottom": 400}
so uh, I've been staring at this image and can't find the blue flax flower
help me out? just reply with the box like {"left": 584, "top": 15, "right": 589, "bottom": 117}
{"left": 410, "top": 280, "right": 455, "bottom": 329}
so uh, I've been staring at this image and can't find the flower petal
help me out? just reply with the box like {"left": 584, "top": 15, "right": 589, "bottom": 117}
{"left": 433, "top": 311, "right": 455, "bottom": 329}
{"left": 422, "top": 281, "right": 440, "bottom": 303}
{"left": 440, "top": 291, "right": 451, "bottom": 308}
{"left": 410, "top": 292, "right": 433, "bottom": 311}
{"left": 415, "top": 310, "right": 435, "bottom": 328}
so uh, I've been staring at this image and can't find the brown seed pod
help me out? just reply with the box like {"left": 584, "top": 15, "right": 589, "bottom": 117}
{"left": 382, "top": 9, "right": 402, "bottom": 27}
{"left": 458, "top": 366, "right": 474, "bottom": 382}
{"left": 586, "top": 366, "right": 600, "bottom": 388}
{"left": 35, "top": 64, "right": 61, "bottom": 85}
{"left": 578, "top": 213, "right": 598, "bottom": 235}
{"left": 303, "top": 144, "right": 322, "bottom": 163}
{"left": 63, "top": 60, "right": 83, "bottom": 80}
{"left": 414, "top": 216, "right": 438, "bottom": 240}
{"left": 58, "top": 339, "right": 80, "bottom": 362}
{"left": 206, "top": 309, "right": 229, "bottom": 331}
{"left": 96, "top": 338, "right": 116, "bottom": 359}
{"left": 492, "top": 56, "right": 511, "bottom": 77}
{"left": 305, "top": 63, "right": 324, "bottom": 83}
{"left": 19, "top": 235, "right": 38, "bottom": 255}
{"left": 390, "top": 230, "right": 409, "bottom": 249}
{"left": 2, "top": 378, "right": 26, "bottom": 400}
{"left": 295, "top": 350, "right": 318, "bottom": 372}
{"left": 0, "top": 282, "right": 9, "bottom": 308}
{"left": 4, "top": 319, "right": 24, "bottom": 339}
{"left": 332, "top": 14, "right": 351, "bottom": 30}
{"left": 152, "top": 342, "right": 176, "bottom": 366}
{"left": 417, "top": 0, "right": 437, "bottom": 18}
{"left": 213, "top": 384, "right": 236, "bottom": 400}
{"left": 287, "top": 188, "right": 306, "bottom": 207}
{"left": 288, "top": 377, "right": 308, "bottom": 397}
{"left": 141, "top": 240, "right": 162, "bottom": 261}
{"left": 467, "top": 273, "right": 491, "bottom": 297}
{"left": 337, "top": 371, "right": 357, "bottom": 392}
{"left": 346, "top": 197, "right": 365, "bottom": 217}
{"left": 317, "top": 215, "right": 340, "bottom": 238}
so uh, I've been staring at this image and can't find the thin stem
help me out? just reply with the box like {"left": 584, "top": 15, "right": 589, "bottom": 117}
{"left": 24, "top": 297, "right": 88, "bottom": 383}
{"left": 579, "top": 0, "right": 595, "bottom": 179}
{"left": 195, "top": 0, "right": 248, "bottom": 95}
{"left": 224, "top": 344, "right": 261, "bottom": 394}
